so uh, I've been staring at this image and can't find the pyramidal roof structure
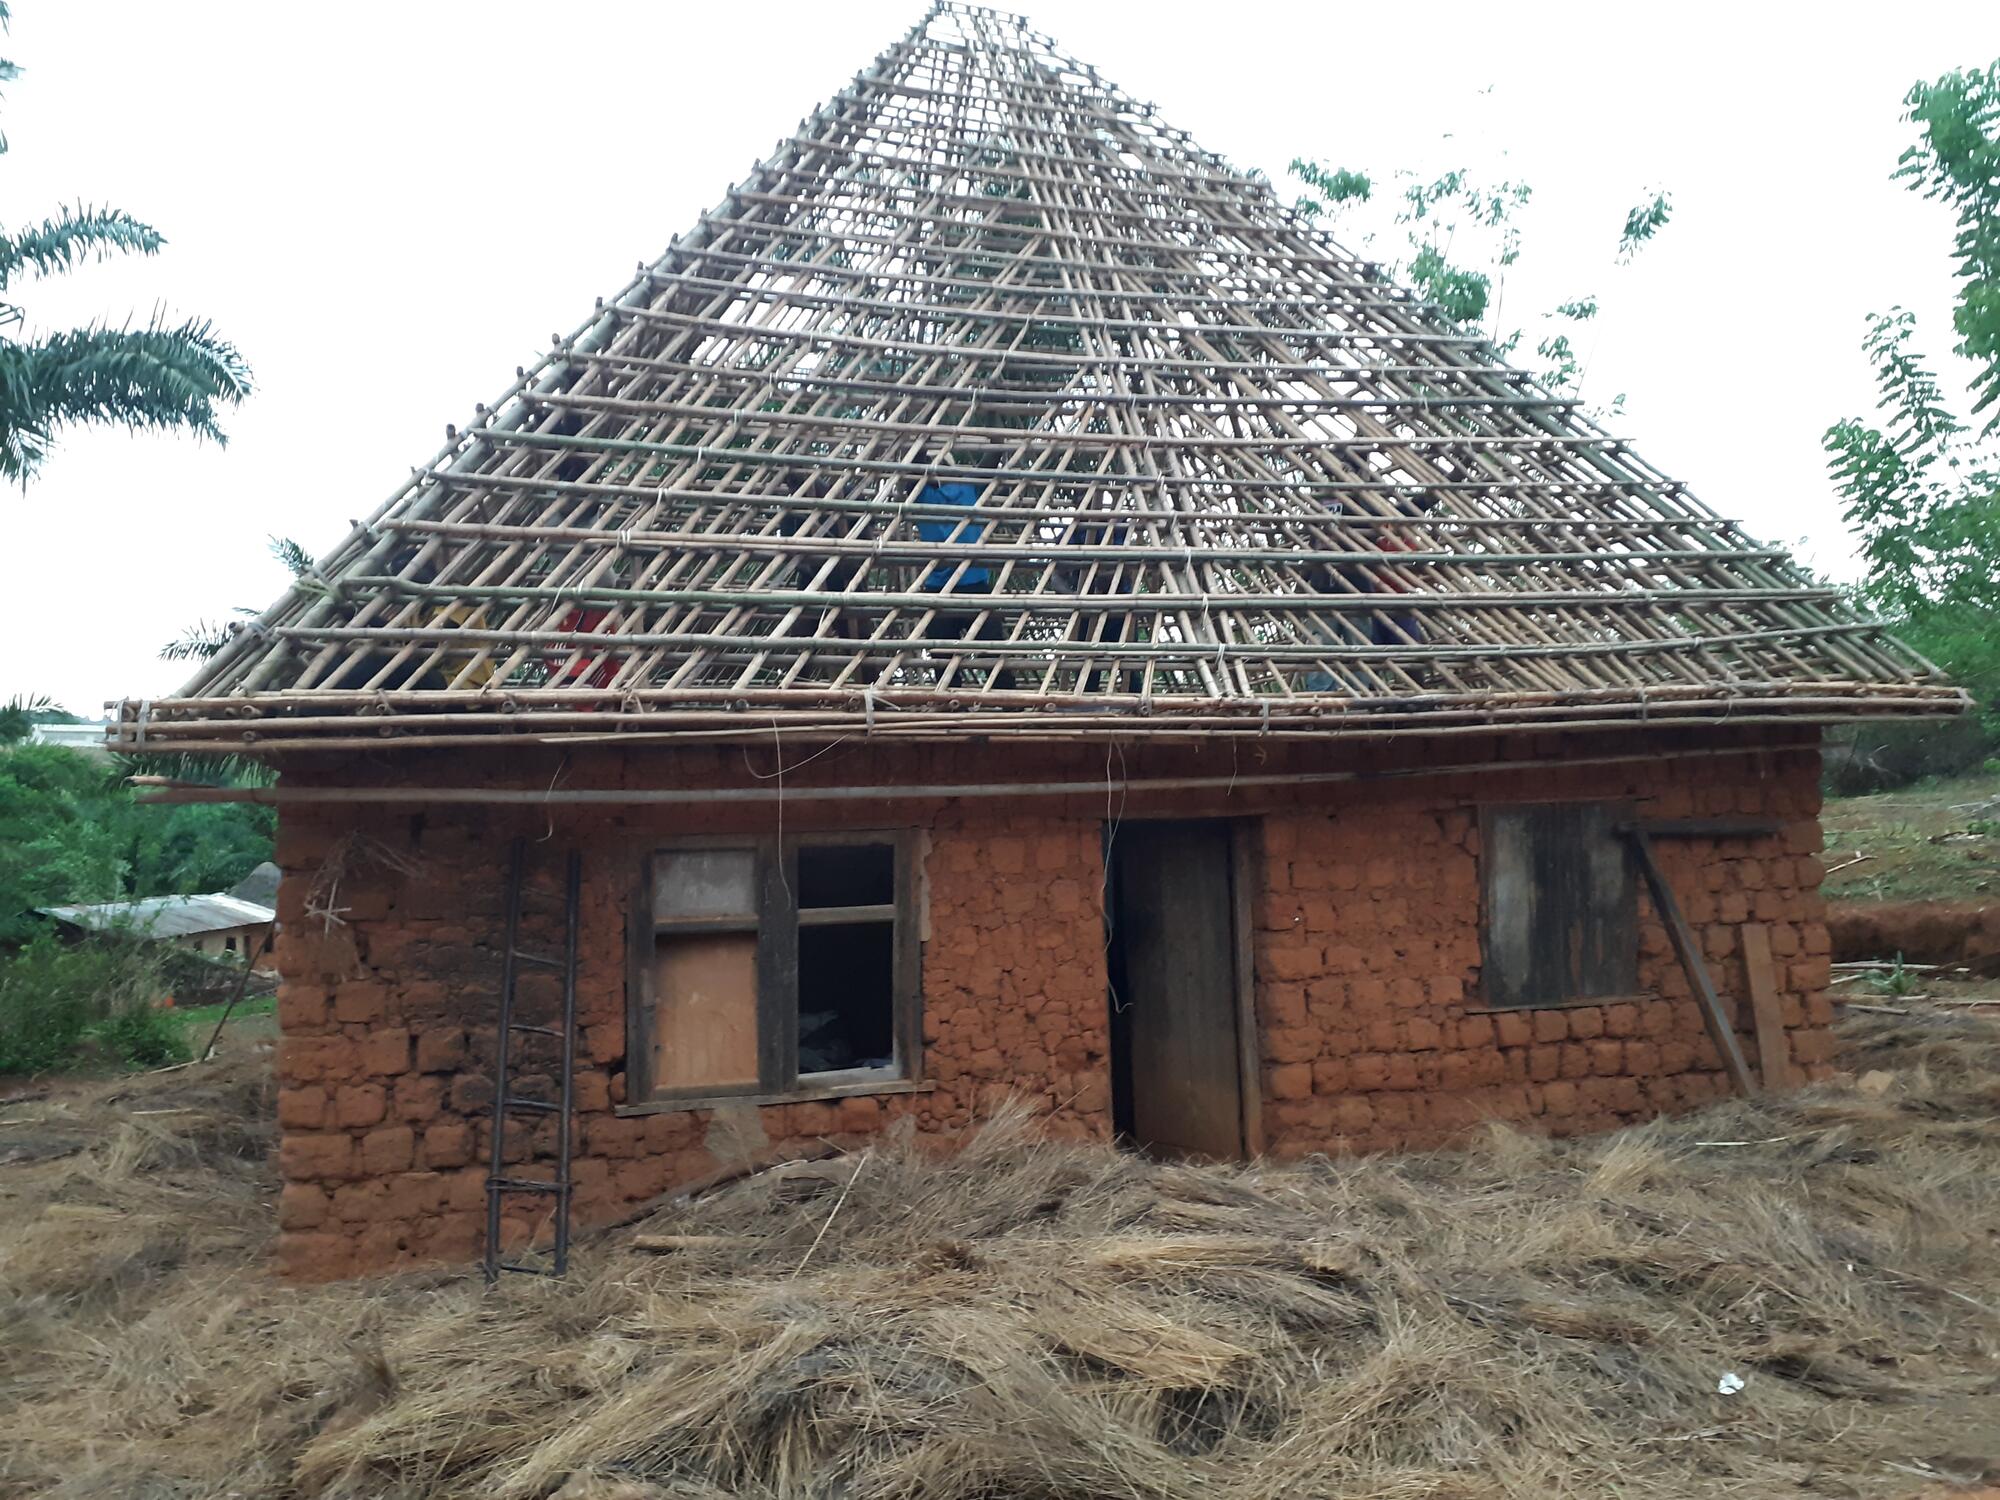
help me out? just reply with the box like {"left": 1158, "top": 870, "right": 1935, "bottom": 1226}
{"left": 117, "top": 4, "right": 1962, "bottom": 755}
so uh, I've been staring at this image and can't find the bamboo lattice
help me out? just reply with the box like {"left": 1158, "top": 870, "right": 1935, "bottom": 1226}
{"left": 114, "top": 2, "right": 1965, "bottom": 754}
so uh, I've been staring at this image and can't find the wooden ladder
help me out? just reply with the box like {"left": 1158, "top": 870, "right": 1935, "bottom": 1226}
{"left": 483, "top": 838, "right": 581, "bottom": 1283}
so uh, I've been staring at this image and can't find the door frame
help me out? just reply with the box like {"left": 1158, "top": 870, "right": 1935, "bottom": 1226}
{"left": 1227, "top": 819, "right": 1266, "bottom": 1158}
{"left": 1105, "top": 815, "right": 1264, "bottom": 1159}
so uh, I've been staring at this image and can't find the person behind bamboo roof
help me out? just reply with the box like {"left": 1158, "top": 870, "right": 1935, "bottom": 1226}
{"left": 914, "top": 449, "right": 1014, "bottom": 691}
{"left": 1296, "top": 494, "right": 1428, "bottom": 693}
{"left": 777, "top": 468, "right": 862, "bottom": 641}
{"left": 323, "top": 542, "right": 497, "bottom": 691}
{"left": 1054, "top": 498, "right": 1136, "bottom": 698}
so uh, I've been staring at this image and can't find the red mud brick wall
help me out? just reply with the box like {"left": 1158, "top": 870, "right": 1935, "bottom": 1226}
{"left": 268, "top": 729, "right": 1826, "bottom": 1279}
{"left": 1254, "top": 744, "right": 1830, "bottom": 1156}
{"left": 270, "top": 793, "right": 1109, "bottom": 1281}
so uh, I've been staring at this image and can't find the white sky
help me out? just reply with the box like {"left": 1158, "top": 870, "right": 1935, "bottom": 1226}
{"left": 3, "top": 0, "right": 1996, "bottom": 717}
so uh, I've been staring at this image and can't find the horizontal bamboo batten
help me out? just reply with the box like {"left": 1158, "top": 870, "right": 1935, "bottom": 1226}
{"left": 115, "top": 1, "right": 1962, "bottom": 753}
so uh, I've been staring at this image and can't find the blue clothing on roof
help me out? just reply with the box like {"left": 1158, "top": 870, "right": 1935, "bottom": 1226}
{"left": 916, "top": 481, "right": 990, "bottom": 590}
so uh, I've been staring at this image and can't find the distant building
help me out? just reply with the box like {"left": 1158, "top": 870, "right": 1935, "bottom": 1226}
{"left": 226, "top": 862, "right": 282, "bottom": 910}
{"left": 39, "top": 890, "right": 276, "bottom": 968}
{"left": 28, "top": 722, "right": 111, "bottom": 759}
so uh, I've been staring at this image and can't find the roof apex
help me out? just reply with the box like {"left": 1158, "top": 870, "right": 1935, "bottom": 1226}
{"left": 115, "top": 5, "right": 1961, "bottom": 755}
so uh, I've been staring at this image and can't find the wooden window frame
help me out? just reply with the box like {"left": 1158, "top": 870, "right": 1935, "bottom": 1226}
{"left": 624, "top": 830, "right": 924, "bottom": 1111}
{"left": 1474, "top": 799, "right": 1644, "bottom": 1012}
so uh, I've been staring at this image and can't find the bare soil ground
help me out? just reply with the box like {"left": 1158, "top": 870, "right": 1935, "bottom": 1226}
{"left": 4, "top": 1002, "right": 2000, "bottom": 1500}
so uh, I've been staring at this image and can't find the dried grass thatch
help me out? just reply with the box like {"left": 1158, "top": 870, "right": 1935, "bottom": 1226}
{"left": 4, "top": 1009, "right": 2000, "bottom": 1498}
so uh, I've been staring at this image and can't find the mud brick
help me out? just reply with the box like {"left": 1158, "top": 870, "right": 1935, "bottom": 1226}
{"left": 1339, "top": 1053, "right": 1389, "bottom": 1097}
{"left": 333, "top": 1083, "right": 386, "bottom": 1129}
{"left": 278, "top": 1086, "right": 328, "bottom": 1130}
{"left": 276, "top": 986, "right": 330, "bottom": 1031}
{"left": 278, "top": 1183, "right": 330, "bottom": 1230}
{"left": 1455, "top": 1014, "right": 1495, "bottom": 1049}
{"left": 1267, "top": 1063, "right": 1311, "bottom": 1101}
{"left": 420, "top": 1120, "right": 473, "bottom": 1170}
{"left": 1601, "top": 1003, "right": 1639, "bottom": 1039}
{"left": 361, "top": 1028, "right": 411, "bottom": 1077}
{"left": 1567, "top": 1007, "right": 1604, "bottom": 1040}
{"left": 414, "top": 1026, "right": 468, "bottom": 1073}
{"left": 1532, "top": 1010, "right": 1568, "bottom": 1043}
{"left": 393, "top": 1074, "right": 445, "bottom": 1124}
{"left": 360, "top": 1125, "right": 415, "bottom": 1175}
{"left": 332, "top": 981, "right": 387, "bottom": 1025}
{"left": 1495, "top": 1012, "right": 1534, "bottom": 1048}
{"left": 280, "top": 1131, "right": 356, "bottom": 1183}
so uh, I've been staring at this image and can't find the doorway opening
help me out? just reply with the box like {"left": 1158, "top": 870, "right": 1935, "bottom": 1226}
{"left": 1104, "top": 818, "right": 1254, "bottom": 1159}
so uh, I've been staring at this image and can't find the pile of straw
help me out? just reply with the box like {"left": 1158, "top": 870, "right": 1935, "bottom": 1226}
{"left": 4, "top": 1008, "right": 2000, "bottom": 1499}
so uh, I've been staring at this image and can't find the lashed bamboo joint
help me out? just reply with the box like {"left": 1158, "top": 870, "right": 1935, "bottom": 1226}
{"left": 115, "top": 2, "right": 1963, "bottom": 754}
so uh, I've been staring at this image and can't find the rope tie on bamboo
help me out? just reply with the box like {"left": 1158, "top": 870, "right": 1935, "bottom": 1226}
{"left": 863, "top": 687, "right": 878, "bottom": 735}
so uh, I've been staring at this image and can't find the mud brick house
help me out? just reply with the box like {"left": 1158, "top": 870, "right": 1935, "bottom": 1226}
{"left": 116, "top": 4, "right": 1963, "bottom": 1280}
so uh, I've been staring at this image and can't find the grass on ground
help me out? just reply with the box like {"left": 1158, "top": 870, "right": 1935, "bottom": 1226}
{"left": 4, "top": 1005, "right": 2000, "bottom": 1499}
{"left": 1823, "top": 768, "right": 2000, "bottom": 904}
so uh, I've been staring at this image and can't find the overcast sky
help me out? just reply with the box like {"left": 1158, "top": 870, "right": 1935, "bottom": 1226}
{"left": 4, "top": 1, "right": 1996, "bottom": 717}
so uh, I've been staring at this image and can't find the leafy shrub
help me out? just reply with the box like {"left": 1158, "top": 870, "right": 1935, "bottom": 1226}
{"left": 94, "top": 1000, "right": 191, "bottom": 1068}
{"left": 0, "top": 935, "right": 166, "bottom": 1075}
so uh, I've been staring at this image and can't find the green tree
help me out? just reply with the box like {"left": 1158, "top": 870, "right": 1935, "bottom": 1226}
{"left": 1290, "top": 149, "right": 1670, "bottom": 406}
{"left": 1825, "top": 60, "right": 2000, "bottom": 726}
{"left": 0, "top": 742, "right": 128, "bottom": 941}
{"left": 0, "top": 739, "right": 275, "bottom": 941}
{"left": 0, "top": 691, "right": 55, "bottom": 742}
{"left": 0, "top": 3, "right": 252, "bottom": 482}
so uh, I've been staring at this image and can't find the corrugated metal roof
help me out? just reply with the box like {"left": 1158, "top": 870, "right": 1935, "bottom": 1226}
{"left": 39, "top": 892, "right": 275, "bottom": 939}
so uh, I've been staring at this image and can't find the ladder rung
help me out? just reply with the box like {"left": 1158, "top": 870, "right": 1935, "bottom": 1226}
{"left": 512, "top": 950, "right": 564, "bottom": 969}
{"left": 489, "top": 1176, "right": 570, "bottom": 1194}
{"left": 498, "top": 1095, "right": 562, "bottom": 1115}
{"left": 509, "top": 1023, "right": 562, "bottom": 1038}
{"left": 494, "top": 1260, "right": 559, "bottom": 1277}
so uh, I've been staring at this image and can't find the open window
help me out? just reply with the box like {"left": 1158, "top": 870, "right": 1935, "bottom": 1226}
{"left": 630, "top": 833, "right": 921, "bottom": 1104}
{"left": 1480, "top": 802, "right": 1638, "bottom": 1008}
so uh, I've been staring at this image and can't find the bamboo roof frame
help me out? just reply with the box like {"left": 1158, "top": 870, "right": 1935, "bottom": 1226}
{"left": 115, "top": 2, "right": 1964, "bottom": 756}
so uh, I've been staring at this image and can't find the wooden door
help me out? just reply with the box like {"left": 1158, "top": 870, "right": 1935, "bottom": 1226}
{"left": 1111, "top": 820, "right": 1245, "bottom": 1158}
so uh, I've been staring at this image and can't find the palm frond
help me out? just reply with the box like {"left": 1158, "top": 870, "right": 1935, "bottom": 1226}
{"left": 0, "top": 691, "right": 57, "bottom": 743}
{"left": 110, "top": 750, "right": 274, "bottom": 789}
{"left": 0, "top": 204, "right": 162, "bottom": 289}
{"left": 269, "top": 534, "right": 314, "bottom": 578}
{"left": 2, "top": 315, "right": 253, "bottom": 482}
{"left": 161, "top": 618, "right": 238, "bottom": 661}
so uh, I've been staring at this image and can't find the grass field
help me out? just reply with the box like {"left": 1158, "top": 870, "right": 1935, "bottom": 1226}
{"left": 170, "top": 993, "right": 277, "bottom": 1045}
{"left": 1823, "top": 770, "right": 2000, "bottom": 904}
